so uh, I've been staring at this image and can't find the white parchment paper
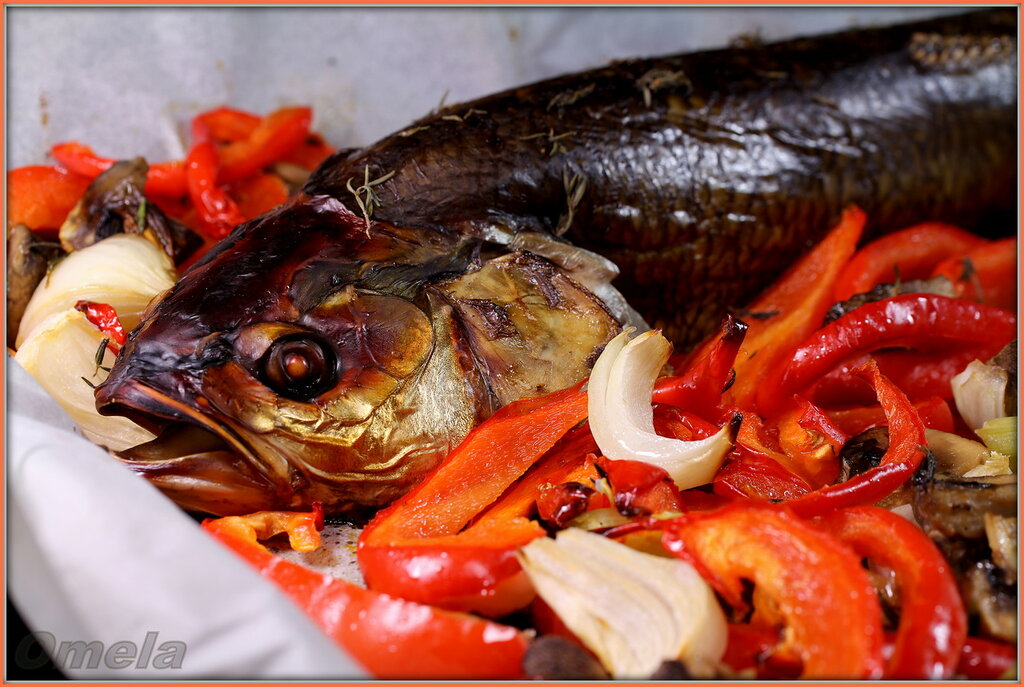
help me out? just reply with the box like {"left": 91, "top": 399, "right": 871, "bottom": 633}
{"left": 6, "top": 6, "right": 959, "bottom": 679}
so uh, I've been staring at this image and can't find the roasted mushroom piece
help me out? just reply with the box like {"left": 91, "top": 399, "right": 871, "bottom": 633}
{"left": 6, "top": 223, "right": 60, "bottom": 348}
{"left": 59, "top": 157, "right": 201, "bottom": 262}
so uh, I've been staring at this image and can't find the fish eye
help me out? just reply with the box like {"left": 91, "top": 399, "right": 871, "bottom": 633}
{"left": 259, "top": 335, "right": 337, "bottom": 401}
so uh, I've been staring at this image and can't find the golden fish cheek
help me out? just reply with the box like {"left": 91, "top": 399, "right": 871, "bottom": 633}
{"left": 302, "top": 288, "right": 433, "bottom": 380}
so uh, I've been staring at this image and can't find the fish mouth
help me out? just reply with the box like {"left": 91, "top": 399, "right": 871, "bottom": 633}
{"left": 96, "top": 380, "right": 288, "bottom": 515}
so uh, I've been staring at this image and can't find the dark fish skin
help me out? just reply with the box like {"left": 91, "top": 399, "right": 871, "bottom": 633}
{"left": 307, "top": 8, "right": 1017, "bottom": 346}
{"left": 96, "top": 11, "right": 1017, "bottom": 516}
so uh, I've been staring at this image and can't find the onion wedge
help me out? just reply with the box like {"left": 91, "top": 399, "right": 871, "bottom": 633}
{"left": 588, "top": 329, "right": 732, "bottom": 489}
{"left": 518, "top": 527, "right": 726, "bottom": 678}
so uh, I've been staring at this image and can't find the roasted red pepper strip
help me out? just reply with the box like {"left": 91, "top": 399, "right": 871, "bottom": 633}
{"left": 358, "top": 383, "right": 588, "bottom": 616}
{"left": 767, "top": 294, "right": 1016, "bottom": 414}
{"left": 595, "top": 456, "right": 685, "bottom": 516}
{"left": 809, "top": 346, "right": 993, "bottom": 407}
{"left": 722, "top": 205, "right": 864, "bottom": 412}
{"left": 202, "top": 512, "right": 528, "bottom": 679}
{"left": 51, "top": 141, "right": 187, "bottom": 198}
{"left": 817, "top": 506, "right": 966, "bottom": 679}
{"left": 652, "top": 314, "right": 747, "bottom": 422}
{"left": 956, "top": 636, "right": 1017, "bottom": 680}
{"left": 74, "top": 300, "right": 127, "bottom": 352}
{"left": 185, "top": 141, "right": 247, "bottom": 240}
{"left": 833, "top": 222, "right": 984, "bottom": 301}
{"left": 713, "top": 448, "right": 813, "bottom": 502}
{"left": 6, "top": 165, "right": 91, "bottom": 233}
{"left": 282, "top": 132, "right": 337, "bottom": 170}
{"left": 826, "top": 395, "right": 953, "bottom": 436}
{"left": 226, "top": 172, "right": 290, "bottom": 220}
{"left": 774, "top": 397, "right": 846, "bottom": 486}
{"left": 191, "top": 107, "right": 261, "bottom": 145}
{"left": 932, "top": 237, "right": 1017, "bottom": 313}
{"left": 662, "top": 502, "right": 885, "bottom": 679}
{"left": 216, "top": 106, "right": 312, "bottom": 183}
{"left": 782, "top": 361, "right": 926, "bottom": 518}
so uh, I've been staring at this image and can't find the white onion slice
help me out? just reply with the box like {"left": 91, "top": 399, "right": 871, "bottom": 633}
{"left": 17, "top": 234, "right": 177, "bottom": 347}
{"left": 950, "top": 359, "right": 1008, "bottom": 432}
{"left": 14, "top": 309, "right": 155, "bottom": 451}
{"left": 588, "top": 329, "right": 733, "bottom": 489}
{"left": 518, "top": 528, "right": 726, "bottom": 678}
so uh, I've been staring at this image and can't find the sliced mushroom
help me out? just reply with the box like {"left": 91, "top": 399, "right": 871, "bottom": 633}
{"left": 59, "top": 158, "right": 201, "bottom": 263}
{"left": 522, "top": 635, "right": 610, "bottom": 680}
{"left": 963, "top": 560, "right": 1017, "bottom": 642}
{"left": 6, "top": 223, "right": 60, "bottom": 349}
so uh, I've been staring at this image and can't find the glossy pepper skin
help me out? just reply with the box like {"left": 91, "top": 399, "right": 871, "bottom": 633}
{"left": 662, "top": 503, "right": 885, "bottom": 679}
{"left": 202, "top": 510, "right": 529, "bottom": 679}
{"left": 816, "top": 506, "right": 967, "bottom": 680}
{"left": 307, "top": 10, "right": 1016, "bottom": 346}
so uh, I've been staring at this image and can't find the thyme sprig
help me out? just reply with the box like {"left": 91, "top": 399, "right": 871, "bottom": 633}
{"left": 93, "top": 337, "right": 112, "bottom": 375}
{"left": 136, "top": 198, "right": 148, "bottom": 231}
{"left": 556, "top": 171, "right": 587, "bottom": 235}
{"left": 519, "top": 128, "right": 575, "bottom": 156}
{"left": 441, "top": 108, "right": 486, "bottom": 123}
{"left": 346, "top": 166, "right": 396, "bottom": 234}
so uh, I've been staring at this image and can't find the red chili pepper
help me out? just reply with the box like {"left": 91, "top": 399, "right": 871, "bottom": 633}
{"left": 652, "top": 314, "right": 747, "bottom": 422}
{"left": 782, "top": 361, "right": 926, "bottom": 518}
{"left": 722, "top": 205, "right": 865, "bottom": 412}
{"left": 6, "top": 165, "right": 92, "bottom": 234}
{"left": 51, "top": 141, "right": 187, "bottom": 198}
{"left": 74, "top": 300, "right": 127, "bottom": 352}
{"left": 826, "top": 395, "right": 954, "bottom": 436}
{"left": 216, "top": 106, "right": 312, "bottom": 184}
{"left": 808, "top": 346, "right": 994, "bottom": 407}
{"left": 662, "top": 503, "right": 885, "bottom": 679}
{"left": 185, "top": 141, "right": 247, "bottom": 240}
{"left": 932, "top": 237, "right": 1017, "bottom": 313}
{"left": 817, "top": 506, "right": 966, "bottom": 679}
{"left": 766, "top": 294, "right": 1016, "bottom": 414}
{"left": 833, "top": 222, "right": 985, "bottom": 301}
{"left": 202, "top": 511, "right": 528, "bottom": 679}
{"left": 358, "top": 383, "right": 588, "bottom": 616}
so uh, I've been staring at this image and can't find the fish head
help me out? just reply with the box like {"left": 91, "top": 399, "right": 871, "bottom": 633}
{"left": 97, "top": 196, "right": 622, "bottom": 516}
{"left": 97, "top": 196, "right": 494, "bottom": 515}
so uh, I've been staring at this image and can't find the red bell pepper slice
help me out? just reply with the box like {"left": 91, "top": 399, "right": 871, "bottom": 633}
{"left": 282, "top": 132, "right": 337, "bottom": 171}
{"left": 226, "top": 172, "right": 290, "bottom": 220}
{"left": 662, "top": 502, "right": 885, "bottom": 679}
{"left": 652, "top": 314, "right": 747, "bottom": 423}
{"left": 475, "top": 424, "right": 600, "bottom": 527}
{"left": 826, "top": 395, "right": 954, "bottom": 436}
{"left": 816, "top": 506, "right": 966, "bottom": 679}
{"left": 74, "top": 300, "right": 127, "bottom": 352}
{"left": 712, "top": 450, "right": 812, "bottom": 502}
{"left": 216, "top": 106, "right": 312, "bottom": 184}
{"left": 722, "top": 205, "right": 864, "bottom": 412}
{"left": 185, "top": 141, "right": 247, "bottom": 240}
{"left": 833, "top": 222, "right": 985, "bottom": 301}
{"left": 6, "top": 165, "right": 91, "bottom": 234}
{"left": 358, "top": 383, "right": 588, "bottom": 616}
{"left": 956, "top": 636, "right": 1017, "bottom": 680}
{"left": 782, "top": 361, "right": 926, "bottom": 518}
{"left": 191, "top": 107, "right": 261, "bottom": 144}
{"left": 202, "top": 511, "right": 528, "bottom": 679}
{"left": 808, "top": 346, "right": 994, "bottom": 407}
{"left": 774, "top": 397, "right": 846, "bottom": 486}
{"left": 51, "top": 141, "right": 187, "bottom": 198}
{"left": 932, "top": 237, "right": 1017, "bottom": 313}
{"left": 767, "top": 294, "right": 1016, "bottom": 414}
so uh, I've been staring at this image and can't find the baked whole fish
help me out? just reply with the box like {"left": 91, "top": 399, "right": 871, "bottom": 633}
{"left": 97, "top": 10, "right": 1016, "bottom": 515}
